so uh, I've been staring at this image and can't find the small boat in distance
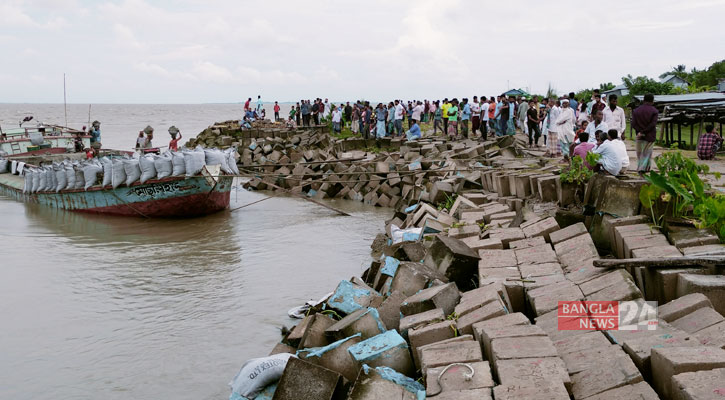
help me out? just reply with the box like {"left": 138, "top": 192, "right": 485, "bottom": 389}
{"left": 0, "top": 123, "right": 91, "bottom": 156}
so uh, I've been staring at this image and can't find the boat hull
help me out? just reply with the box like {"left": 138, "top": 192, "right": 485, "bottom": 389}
{"left": 0, "top": 174, "right": 233, "bottom": 218}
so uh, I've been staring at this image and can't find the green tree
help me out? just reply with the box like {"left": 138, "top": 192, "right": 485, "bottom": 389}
{"left": 659, "top": 64, "right": 689, "bottom": 81}
{"left": 599, "top": 82, "right": 615, "bottom": 91}
{"left": 690, "top": 59, "right": 725, "bottom": 88}
{"left": 622, "top": 74, "right": 674, "bottom": 96}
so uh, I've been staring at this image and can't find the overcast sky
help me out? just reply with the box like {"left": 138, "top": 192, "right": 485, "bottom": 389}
{"left": 2, "top": 0, "right": 724, "bottom": 104}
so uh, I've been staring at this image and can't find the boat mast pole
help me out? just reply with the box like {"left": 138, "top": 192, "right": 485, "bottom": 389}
{"left": 63, "top": 73, "right": 68, "bottom": 127}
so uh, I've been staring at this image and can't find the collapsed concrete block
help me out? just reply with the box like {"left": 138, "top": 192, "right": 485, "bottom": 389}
{"left": 693, "top": 320, "right": 725, "bottom": 349}
{"left": 579, "top": 381, "right": 658, "bottom": 400}
{"left": 569, "top": 353, "right": 643, "bottom": 399}
{"left": 669, "top": 228, "right": 720, "bottom": 249}
{"left": 677, "top": 274, "right": 725, "bottom": 315}
{"left": 559, "top": 344, "right": 628, "bottom": 375}
{"left": 514, "top": 243, "right": 558, "bottom": 265}
{"left": 486, "top": 227, "right": 526, "bottom": 248}
{"left": 537, "top": 176, "right": 559, "bottom": 202}
{"left": 534, "top": 306, "right": 594, "bottom": 342}
{"left": 455, "top": 299, "right": 508, "bottom": 336}
{"left": 496, "top": 357, "right": 571, "bottom": 394}
{"left": 448, "top": 224, "right": 480, "bottom": 239}
{"left": 471, "top": 312, "right": 530, "bottom": 343}
{"left": 298, "top": 334, "right": 363, "bottom": 382}
{"left": 645, "top": 267, "right": 709, "bottom": 304}
{"left": 327, "top": 280, "right": 382, "bottom": 315}
{"left": 492, "top": 380, "right": 570, "bottom": 400}
{"left": 399, "top": 308, "right": 445, "bottom": 336}
{"left": 285, "top": 315, "right": 314, "bottom": 348}
{"left": 408, "top": 320, "right": 457, "bottom": 366}
{"left": 587, "top": 277, "right": 642, "bottom": 302}
{"left": 400, "top": 282, "right": 460, "bottom": 317}
{"left": 579, "top": 269, "right": 633, "bottom": 297}
{"left": 682, "top": 243, "right": 725, "bottom": 255}
{"left": 490, "top": 336, "right": 558, "bottom": 370}
{"left": 389, "top": 262, "right": 446, "bottom": 298}
{"left": 508, "top": 236, "right": 546, "bottom": 250}
{"left": 347, "top": 330, "right": 414, "bottom": 377}
{"left": 347, "top": 365, "right": 424, "bottom": 400}
{"left": 461, "top": 237, "right": 504, "bottom": 251}
{"left": 623, "top": 234, "right": 670, "bottom": 259}
{"left": 659, "top": 293, "right": 714, "bottom": 322}
{"left": 478, "top": 266, "right": 519, "bottom": 280}
{"left": 522, "top": 273, "right": 567, "bottom": 290}
{"left": 423, "top": 235, "right": 480, "bottom": 289}
{"left": 521, "top": 217, "right": 559, "bottom": 242}
{"left": 272, "top": 356, "right": 344, "bottom": 400}
{"left": 553, "top": 232, "right": 597, "bottom": 257}
{"left": 670, "top": 306, "right": 725, "bottom": 334}
{"left": 419, "top": 339, "right": 483, "bottom": 375}
{"left": 269, "top": 342, "right": 297, "bottom": 356}
{"left": 518, "top": 262, "right": 563, "bottom": 278}
{"left": 426, "top": 360, "right": 494, "bottom": 395}
{"left": 548, "top": 222, "right": 587, "bottom": 245}
{"left": 477, "top": 249, "right": 518, "bottom": 268}
{"left": 299, "top": 313, "right": 337, "bottom": 349}
{"left": 375, "top": 290, "right": 406, "bottom": 331}
{"left": 526, "top": 281, "right": 584, "bottom": 316}
{"left": 455, "top": 285, "right": 504, "bottom": 317}
{"left": 651, "top": 346, "right": 725, "bottom": 400}
{"left": 671, "top": 367, "right": 725, "bottom": 400}
{"left": 480, "top": 324, "right": 546, "bottom": 367}
{"left": 552, "top": 331, "right": 612, "bottom": 356}
{"left": 622, "top": 331, "right": 696, "bottom": 380}
{"left": 325, "top": 308, "right": 386, "bottom": 341}
{"left": 631, "top": 244, "right": 682, "bottom": 258}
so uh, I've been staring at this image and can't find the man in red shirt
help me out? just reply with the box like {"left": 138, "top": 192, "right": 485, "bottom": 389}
{"left": 273, "top": 101, "right": 281, "bottom": 121}
{"left": 632, "top": 94, "right": 659, "bottom": 173}
{"left": 244, "top": 98, "right": 251, "bottom": 112}
{"left": 697, "top": 124, "right": 723, "bottom": 160}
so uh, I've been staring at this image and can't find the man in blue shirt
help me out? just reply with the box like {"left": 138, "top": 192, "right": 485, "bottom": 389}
{"left": 494, "top": 97, "right": 503, "bottom": 136}
{"left": 406, "top": 120, "right": 421, "bottom": 141}
{"left": 460, "top": 98, "right": 471, "bottom": 138}
{"left": 89, "top": 120, "right": 101, "bottom": 146}
{"left": 568, "top": 92, "right": 578, "bottom": 114}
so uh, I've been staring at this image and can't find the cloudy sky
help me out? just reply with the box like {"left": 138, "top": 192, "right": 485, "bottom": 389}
{"left": 2, "top": 0, "right": 724, "bottom": 103}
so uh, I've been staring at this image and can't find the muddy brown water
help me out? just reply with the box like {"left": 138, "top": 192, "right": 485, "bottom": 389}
{"left": 0, "top": 186, "right": 391, "bottom": 399}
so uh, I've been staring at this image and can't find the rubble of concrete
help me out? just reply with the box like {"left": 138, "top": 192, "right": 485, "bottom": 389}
{"left": 221, "top": 127, "right": 725, "bottom": 399}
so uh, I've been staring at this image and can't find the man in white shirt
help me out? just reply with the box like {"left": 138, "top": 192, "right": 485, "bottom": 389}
{"left": 594, "top": 129, "right": 627, "bottom": 175}
{"left": 603, "top": 94, "right": 626, "bottom": 138}
{"left": 412, "top": 101, "right": 424, "bottom": 123}
{"left": 555, "top": 99, "right": 575, "bottom": 158}
{"left": 394, "top": 100, "right": 405, "bottom": 136}
{"left": 584, "top": 109, "right": 609, "bottom": 144}
{"left": 470, "top": 97, "right": 481, "bottom": 137}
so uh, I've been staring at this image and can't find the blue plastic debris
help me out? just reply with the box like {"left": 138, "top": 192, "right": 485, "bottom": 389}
{"left": 381, "top": 257, "right": 400, "bottom": 277}
{"left": 361, "top": 365, "right": 426, "bottom": 399}
{"left": 249, "top": 142, "right": 258, "bottom": 151}
{"left": 297, "top": 333, "right": 362, "bottom": 359}
{"left": 348, "top": 330, "right": 408, "bottom": 362}
{"left": 307, "top": 189, "right": 317, "bottom": 197}
{"left": 404, "top": 203, "right": 419, "bottom": 213}
{"left": 252, "top": 383, "right": 277, "bottom": 400}
{"left": 402, "top": 231, "right": 421, "bottom": 242}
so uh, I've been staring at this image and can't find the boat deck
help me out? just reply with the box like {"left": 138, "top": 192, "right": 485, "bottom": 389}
{"left": 0, "top": 173, "right": 24, "bottom": 191}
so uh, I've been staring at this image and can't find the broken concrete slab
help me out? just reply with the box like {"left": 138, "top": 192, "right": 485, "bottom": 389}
{"left": 677, "top": 273, "right": 725, "bottom": 315}
{"left": 583, "top": 381, "right": 658, "bottom": 400}
{"left": 659, "top": 293, "right": 714, "bottom": 323}
{"left": 670, "top": 306, "right": 725, "bottom": 334}
{"left": 399, "top": 308, "right": 445, "bottom": 337}
{"left": 423, "top": 235, "right": 481, "bottom": 289}
{"left": 327, "top": 280, "right": 382, "bottom": 315}
{"left": 375, "top": 290, "right": 406, "bottom": 332}
{"left": 521, "top": 216, "right": 560, "bottom": 242}
{"left": 297, "top": 334, "right": 363, "bottom": 382}
{"left": 347, "top": 330, "right": 414, "bottom": 377}
{"left": 456, "top": 299, "right": 508, "bottom": 335}
{"left": 346, "top": 365, "right": 424, "bottom": 400}
{"left": 514, "top": 243, "right": 558, "bottom": 265}
{"left": 325, "top": 308, "right": 386, "bottom": 341}
{"left": 388, "top": 261, "right": 447, "bottom": 298}
{"left": 549, "top": 222, "right": 587, "bottom": 245}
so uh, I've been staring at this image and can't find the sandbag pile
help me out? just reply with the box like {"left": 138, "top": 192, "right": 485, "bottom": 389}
{"left": 20, "top": 146, "right": 240, "bottom": 193}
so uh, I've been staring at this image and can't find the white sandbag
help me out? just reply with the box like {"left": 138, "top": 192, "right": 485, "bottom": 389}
{"left": 101, "top": 157, "right": 113, "bottom": 187}
{"left": 225, "top": 149, "right": 240, "bottom": 175}
{"left": 123, "top": 159, "right": 141, "bottom": 186}
{"left": 74, "top": 169, "right": 85, "bottom": 189}
{"left": 82, "top": 164, "right": 103, "bottom": 190}
{"left": 0, "top": 158, "right": 8, "bottom": 173}
{"left": 229, "top": 354, "right": 295, "bottom": 400}
{"left": 46, "top": 167, "right": 56, "bottom": 190}
{"left": 55, "top": 166, "right": 68, "bottom": 192}
{"left": 154, "top": 153, "right": 173, "bottom": 179}
{"left": 65, "top": 165, "right": 76, "bottom": 190}
{"left": 38, "top": 168, "right": 48, "bottom": 192}
{"left": 31, "top": 169, "right": 41, "bottom": 192}
{"left": 111, "top": 159, "right": 126, "bottom": 189}
{"left": 23, "top": 169, "right": 33, "bottom": 193}
{"left": 204, "top": 149, "right": 231, "bottom": 174}
{"left": 171, "top": 152, "right": 186, "bottom": 176}
{"left": 183, "top": 148, "right": 206, "bottom": 177}
{"left": 139, "top": 155, "right": 157, "bottom": 184}
{"left": 11, "top": 160, "right": 18, "bottom": 174}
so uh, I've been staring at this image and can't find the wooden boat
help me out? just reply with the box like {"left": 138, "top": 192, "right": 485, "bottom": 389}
{"left": 0, "top": 124, "right": 91, "bottom": 156}
{"left": 0, "top": 154, "right": 234, "bottom": 218}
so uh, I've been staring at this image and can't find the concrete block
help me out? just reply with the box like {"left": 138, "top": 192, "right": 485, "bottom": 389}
{"left": 400, "top": 282, "right": 460, "bottom": 317}
{"left": 348, "top": 330, "right": 414, "bottom": 377}
{"left": 549, "top": 222, "right": 587, "bottom": 245}
{"left": 552, "top": 331, "right": 611, "bottom": 356}
{"left": 651, "top": 346, "right": 725, "bottom": 400}
{"left": 622, "top": 331, "right": 696, "bottom": 380}
{"left": 461, "top": 237, "right": 504, "bottom": 251}
{"left": 325, "top": 308, "right": 386, "bottom": 341}
{"left": 564, "top": 262, "right": 607, "bottom": 285}
{"left": 269, "top": 342, "right": 297, "bottom": 356}
{"left": 521, "top": 217, "right": 559, "bottom": 242}
{"left": 456, "top": 299, "right": 508, "bottom": 335}
{"left": 559, "top": 344, "right": 628, "bottom": 375}
{"left": 478, "top": 266, "right": 520, "bottom": 280}
{"left": 472, "top": 312, "right": 530, "bottom": 344}
{"left": 518, "top": 263, "right": 563, "bottom": 278}
{"left": 614, "top": 224, "right": 659, "bottom": 259}
{"left": 327, "top": 279, "right": 382, "bottom": 315}
{"left": 285, "top": 315, "right": 313, "bottom": 348}
{"left": 490, "top": 336, "right": 558, "bottom": 365}
{"left": 408, "top": 320, "right": 457, "bottom": 366}
{"left": 660, "top": 293, "right": 714, "bottom": 322}
{"left": 495, "top": 173, "right": 512, "bottom": 197}
{"left": 631, "top": 245, "right": 682, "bottom": 259}
{"left": 399, "top": 308, "right": 445, "bottom": 337}
{"left": 492, "top": 380, "right": 569, "bottom": 400}
{"left": 682, "top": 243, "right": 725, "bottom": 256}
{"left": 423, "top": 235, "right": 481, "bottom": 289}
{"left": 669, "top": 228, "right": 720, "bottom": 249}
{"left": 677, "top": 274, "right": 725, "bottom": 316}
{"left": 389, "top": 262, "right": 447, "bottom": 298}
{"left": 482, "top": 203, "right": 512, "bottom": 223}
{"left": 487, "top": 227, "right": 526, "bottom": 248}
{"left": 496, "top": 357, "right": 571, "bottom": 394}
{"left": 375, "top": 290, "right": 406, "bottom": 331}
{"left": 456, "top": 286, "right": 504, "bottom": 317}
{"left": 553, "top": 232, "right": 597, "bottom": 257}
{"left": 646, "top": 267, "right": 709, "bottom": 304}
{"left": 514, "top": 174, "right": 533, "bottom": 198}
{"left": 579, "top": 269, "right": 633, "bottom": 297}
{"left": 558, "top": 251, "right": 599, "bottom": 273}
{"left": 587, "top": 277, "right": 642, "bottom": 302}
{"left": 693, "top": 320, "right": 725, "bottom": 349}
{"left": 429, "top": 388, "right": 493, "bottom": 400}
{"left": 347, "top": 365, "right": 423, "bottom": 400}
{"left": 526, "top": 281, "right": 584, "bottom": 316}
{"left": 670, "top": 306, "right": 725, "bottom": 334}
{"left": 601, "top": 214, "right": 651, "bottom": 253}
{"left": 272, "top": 356, "right": 343, "bottom": 400}
{"left": 448, "top": 224, "right": 480, "bottom": 239}
{"left": 534, "top": 306, "right": 594, "bottom": 342}
{"left": 426, "top": 361, "right": 494, "bottom": 395}
{"left": 508, "top": 236, "right": 546, "bottom": 249}
{"left": 522, "top": 273, "right": 567, "bottom": 290}
{"left": 299, "top": 313, "right": 337, "bottom": 349}
{"left": 570, "top": 354, "right": 643, "bottom": 399}
{"left": 298, "top": 335, "right": 363, "bottom": 382}
{"left": 671, "top": 368, "right": 725, "bottom": 400}
{"left": 623, "top": 234, "right": 670, "bottom": 259}
{"left": 477, "top": 249, "right": 517, "bottom": 268}
{"left": 514, "top": 243, "right": 558, "bottom": 265}
{"left": 537, "top": 175, "right": 559, "bottom": 202}
{"left": 584, "top": 381, "right": 658, "bottom": 400}
{"left": 480, "top": 324, "right": 546, "bottom": 366}
{"left": 419, "top": 340, "right": 483, "bottom": 375}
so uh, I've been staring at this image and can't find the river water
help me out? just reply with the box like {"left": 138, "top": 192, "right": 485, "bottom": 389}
{"left": 0, "top": 104, "right": 391, "bottom": 399}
